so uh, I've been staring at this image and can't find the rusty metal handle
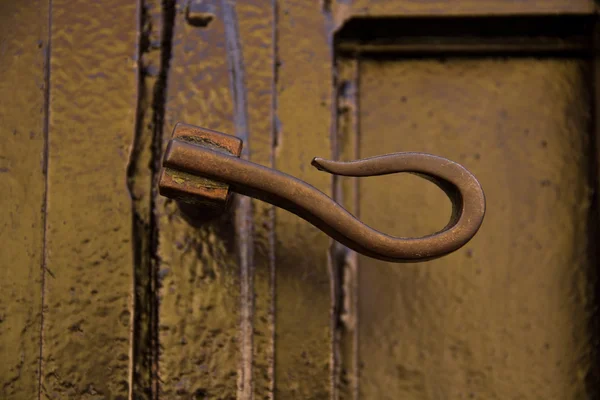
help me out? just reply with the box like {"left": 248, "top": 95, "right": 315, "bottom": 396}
{"left": 158, "top": 124, "right": 485, "bottom": 263}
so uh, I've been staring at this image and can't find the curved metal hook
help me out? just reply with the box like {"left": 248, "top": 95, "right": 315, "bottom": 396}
{"left": 159, "top": 133, "right": 486, "bottom": 263}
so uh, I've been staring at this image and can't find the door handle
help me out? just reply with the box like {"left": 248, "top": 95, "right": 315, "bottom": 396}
{"left": 158, "top": 123, "right": 486, "bottom": 263}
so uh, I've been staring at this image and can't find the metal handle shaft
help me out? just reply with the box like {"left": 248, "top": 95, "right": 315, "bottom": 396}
{"left": 159, "top": 132, "right": 486, "bottom": 263}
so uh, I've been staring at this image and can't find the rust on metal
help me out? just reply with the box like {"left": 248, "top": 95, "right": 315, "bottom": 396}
{"left": 158, "top": 123, "right": 243, "bottom": 211}
{"left": 158, "top": 123, "right": 486, "bottom": 263}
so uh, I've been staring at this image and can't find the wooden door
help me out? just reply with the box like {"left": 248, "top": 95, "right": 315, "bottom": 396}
{"left": 2, "top": 0, "right": 599, "bottom": 399}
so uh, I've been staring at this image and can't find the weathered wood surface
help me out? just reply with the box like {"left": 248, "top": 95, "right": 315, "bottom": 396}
{"left": 155, "top": 1, "right": 241, "bottom": 397}
{"left": 0, "top": 1, "right": 48, "bottom": 398}
{"left": 149, "top": 0, "right": 276, "bottom": 398}
{"left": 40, "top": 0, "right": 138, "bottom": 399}
{"left": 355, "top": 57, "right": 595, "bottom": 399}
{"left": 2, "top": 0, "right": 600, "bottom": 399}
{"left": 152, "top": 1, "right": 336, "bottom": 398}
{"left": 234, "top": 1, "right": 276, "bottom": 398}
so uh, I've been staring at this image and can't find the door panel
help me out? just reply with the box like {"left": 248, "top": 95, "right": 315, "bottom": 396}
{"left": 2, "top": 1, "right": 600, "bottom": 399}
{"left": 355, "top": 57, "right": 593, "bottom": 399}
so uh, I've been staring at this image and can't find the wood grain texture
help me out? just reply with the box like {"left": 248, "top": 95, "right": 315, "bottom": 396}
{"left": 41, "top": 0, "right": 138, "bottom": 399}
{"left": 356, "top": 57, "right": 595, "bottom": 399}
{"left": 332, "top": 0, "right": 595, "bottom": 28}
{"left": 274, "top": 2, "right": 335, "bottom": 398}
{"left": 0, "top": 1, "right": 48, "bottom": 398}
{"left": 156, "top": 1, "right": 240, "bottom": 397}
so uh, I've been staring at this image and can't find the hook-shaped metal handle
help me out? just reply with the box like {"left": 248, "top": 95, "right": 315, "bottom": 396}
{"left": 158, "top": 123, "right": 486, "bottom": 263}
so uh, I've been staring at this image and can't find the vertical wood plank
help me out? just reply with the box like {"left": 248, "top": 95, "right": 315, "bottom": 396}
{"left": 0, "top": 1, "right": 49, "bottom": 398}
{"left": 41, "top": 1, "right": 138, "bottom": 398}
{"left": 219, "top": 2, "right": 254, "bottom": 397}
{"left": 155, "top": 1, "right": 277, "bottom": 397}
{"left": 234, "top": 0, "right": 277, "bottom": 398}
{"left": 156, "top": 1, "right": 239, "bottom": 397}
{"left": 274, "top": 2, "right": 335, "bottom": 398}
